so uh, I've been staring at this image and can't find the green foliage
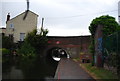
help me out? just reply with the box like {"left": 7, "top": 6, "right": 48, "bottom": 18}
{"left": 25, "top": 29, "right": 48, "bottom": 45}
{"left": 89, "top": 38, "right": 95, "bottom": 54}
{"left": 18, "top": 41, "right": 36, "bottom": 58}
{"left": 81, "top": 63, "right": 118, "bottom": 80}
{"left": 89, "top": 15, "right": 120, "bottom": 36}
{"left": 88, "top": 36, "right": 95, "bottom": 66}
{"left": 103, "top": 31, "right": 120, "bottom": 78}
{"left": 1, "top": 35, "right": 15, "bottom": 49}
{"left": 24, "top": 29, "right": 37, "bottom": 47}
{"left": 25, "top": 29, "right": 48, "bottom": 51}
{"left": 18, "top": 28, "right": 49, "bottom": 57}
{"left": 117, "top": 25, "right": 120, "bottom": 31}
{"left": 0, "top": 48, "right": 10, "bottom": 55}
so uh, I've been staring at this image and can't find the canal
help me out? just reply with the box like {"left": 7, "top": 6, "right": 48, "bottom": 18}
{"left": 2, "top": 55, "right": 58, "bottom": 80}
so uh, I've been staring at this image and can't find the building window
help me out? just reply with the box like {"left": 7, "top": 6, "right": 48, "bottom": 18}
{"left": 9, "top": 23, "right": 14, "bottom": 28}
{"left": 20, "top": 33, "right": 25, "bottom": 41}
{"left": 9, "top": 34, "right": 14, "bottom": 41}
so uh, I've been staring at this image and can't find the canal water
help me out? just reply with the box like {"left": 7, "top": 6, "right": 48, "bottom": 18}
{"left": 2, "top": 55, "right": 58, "bottom": 80}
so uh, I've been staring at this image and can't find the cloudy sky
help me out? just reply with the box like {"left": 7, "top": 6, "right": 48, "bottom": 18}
{"left": 0, "top": 0, "right": 120, "bottom": 36}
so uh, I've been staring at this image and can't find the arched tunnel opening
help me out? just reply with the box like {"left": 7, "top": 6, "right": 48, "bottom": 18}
{"left": 46, "top": 47, "right": 70, "bottom": 62}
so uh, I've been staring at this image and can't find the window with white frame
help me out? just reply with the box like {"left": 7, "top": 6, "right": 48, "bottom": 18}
{"left": 20, "top": 33, "right": 25, "bottom": 41}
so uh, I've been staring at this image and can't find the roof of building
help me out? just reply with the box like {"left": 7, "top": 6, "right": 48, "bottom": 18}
{"left": 8, "top": 10, "right": 39, "bottom": 21}
{"left": 47, "top": 35, "right": 91, "bottom": 38}
{"left": 0, "top": 27, "right": 6, "bottom": 29}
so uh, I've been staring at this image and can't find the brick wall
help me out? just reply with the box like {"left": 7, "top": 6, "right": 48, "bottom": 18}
{"left": 47, "top": 36, "right": 91, "bottom": 59}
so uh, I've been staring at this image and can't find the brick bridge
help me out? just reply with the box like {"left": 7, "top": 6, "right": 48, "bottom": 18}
{"left": 45, "top": 36, "right": 91, "bottom": 59}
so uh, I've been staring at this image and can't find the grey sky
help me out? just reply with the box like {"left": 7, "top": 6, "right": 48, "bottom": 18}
{"left": 0, "top": 0, "right": 119, "bottom": 36}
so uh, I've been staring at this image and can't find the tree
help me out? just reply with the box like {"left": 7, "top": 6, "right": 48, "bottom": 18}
{"left": 24, "top": 29, "right": 49, "bottom": 53}
{"left": 88, "top": 15, "right": 120, "bottom": 66}
{"left": 1, "top": 35, "right": 15, "bottom": 49}
{"left": 18, "top": 41, "right": 36, "bottom": 58}
{"left": 89, "top": 15, "right": 120, "bottom": 36}
{"left": 18, "top": 28, "right": 49, "bottom": 57}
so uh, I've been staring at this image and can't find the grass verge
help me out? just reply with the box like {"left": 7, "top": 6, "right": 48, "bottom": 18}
{"left": 80, "top": 63, "right": 118, "bottom": 81}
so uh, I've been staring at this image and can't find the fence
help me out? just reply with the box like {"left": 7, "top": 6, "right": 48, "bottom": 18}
{"left": 103, "top": 31, "right": 120, "bottom": 74}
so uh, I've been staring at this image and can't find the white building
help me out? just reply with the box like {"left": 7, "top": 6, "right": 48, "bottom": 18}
{"left": 5, "top": 10, "right": 38, "bottom": 43}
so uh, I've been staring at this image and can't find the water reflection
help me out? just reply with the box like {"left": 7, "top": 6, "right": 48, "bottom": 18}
{"left": 3, "top": 66, "right": 24, "bottom": 79}
{"left": 2, "top": 55, "right": 58, "bottom": 80}
{"left": 51, "top": 48, "right": 70, "bottom": 61}
{"left": 52, "top": 57, "right": 60, "bottom": 61}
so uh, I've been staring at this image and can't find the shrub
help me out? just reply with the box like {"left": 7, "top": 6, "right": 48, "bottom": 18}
{"left": 2, "top": 35, "right": 15, "bottom": 49}
{"left": 0, "top": 48, "right": 10, "bottom": 56}
{"left": 18, "top": 42, "right": 36, "bottom": 58}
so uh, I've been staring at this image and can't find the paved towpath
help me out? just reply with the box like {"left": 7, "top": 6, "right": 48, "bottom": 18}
{"left": 54, "top": 58, "right": 96, "bottom": 81}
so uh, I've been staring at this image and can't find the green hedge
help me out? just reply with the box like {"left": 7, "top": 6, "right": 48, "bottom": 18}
{"left": 0, "top": 48, "right": 10, "bottom": 55}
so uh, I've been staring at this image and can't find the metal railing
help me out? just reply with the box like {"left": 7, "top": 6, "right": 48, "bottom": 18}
{"left": 103, "top": 31, "right": 120, "bottom": 75}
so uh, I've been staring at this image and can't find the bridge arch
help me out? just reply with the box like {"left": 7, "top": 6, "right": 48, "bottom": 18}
{"left": 45, "top": 47, "right": 70, "bottom": 61}
{"left": 47, "top": 36, "right": 91, "bottom": 59}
